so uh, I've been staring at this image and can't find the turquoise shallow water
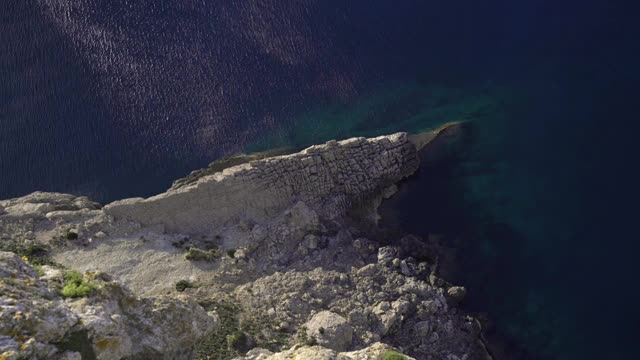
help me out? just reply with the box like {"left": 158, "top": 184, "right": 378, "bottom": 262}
{"left": 3, "top": 1, "right": 640, "bottom": 359}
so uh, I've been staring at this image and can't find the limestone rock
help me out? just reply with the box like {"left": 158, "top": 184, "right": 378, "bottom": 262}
{"left": 305, "top": 311, "right": 353, "bottom": 352}
{"left": 378, "top": 246, "right": 400, "bottom": 265}
{"left": 400, "top": 259, "right": 415, "bottom": 277}
{"left": 234, "top": 342, "right": 415, "bottom": 360}
{"left": 240, "top": 347, "right": 274, "bottom": 360}
{"left": 447, "top": 286, "right": 467, "bottom": 304}
{"left": 4, "top": 202, "right": 55, "bottom": 218}
{"left": 0, "top": 129, "right": 492, "bottom": 360}
{"left": 0, "top": 252, "right": 216, "bottom": 360}
{"left": 103, "top": 133, "right": 420, "bottom": 234}
{"left": 343, "top": 342, "right": 416, "bottom": 359}
{"left": 0, "top": 192, "right": 100, "bottom": 216}
{"left": 224, "top": 262, "right": 485, "bottom": 360}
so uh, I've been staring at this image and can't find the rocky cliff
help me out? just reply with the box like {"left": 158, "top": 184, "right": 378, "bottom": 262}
{"left": 0, "top": 124, "right": 493, "bottom": 360}
{"left": 104, "top": 132, "right": 418, "bottom": 234}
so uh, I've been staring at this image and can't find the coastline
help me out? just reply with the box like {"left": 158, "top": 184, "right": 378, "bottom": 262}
{"left": 1, "top": 128, "right": 495, "bottom": 360}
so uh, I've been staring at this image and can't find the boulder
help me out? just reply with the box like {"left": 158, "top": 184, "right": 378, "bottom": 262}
{"left": 304, "top": 311, "right": 353, "bottom": 352}
{"left": 4, "top": 202, "right": 55, "bottom": 218}
{"left": 447, "top": 286, "right": 467, "bottom": 304}
{"left": 378, "top": 246, "right": 400, "bottom": 265}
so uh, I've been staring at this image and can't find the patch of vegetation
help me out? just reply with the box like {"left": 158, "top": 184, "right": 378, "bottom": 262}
{"left": 194, "top": 301, "right": 242, "bottom": 360}
{"left": 296, "top": 326, "right": 317, "bottom": 346}
{"left": 226, "top": 330, "right": 247, "bottom": 349}
{"left": 306, "top": 337, "right": 317, "bottom": 346}
{"left": 21, "top": 244, "right": 56, "bottom": 266}
{"left": 382, "top": 350, "right": 408, "bottom": 360}
{"left": 318, "top": 327, "right": 325, "bottom": 335}
{"left": 184, "top": 247, "right": 221, "bottom": 262}
{"left": 227, "top": 330, "right": 253, "bottom": 353}
{"left": 64, "top": 230, "right": 78, "bottom": 240}
{"left": 239, "top": 317, "right": 290, "bottom": 352}
{"left": 194, "top": 300, "right": 291, "bottom": 359}
{"left": 0, "top": 241, "right": 60, "bottom": 267}
{"left": 175, "top": 280, "right": 195, "bottom": 292}
{"left": 61, "top": 270, "right": 96, "bottom": 298}
{"left": 226, "top": 249, "right": 236, "bottom": 258}
{"left": 32, "top": 264, "right": 45, "bottom": 277}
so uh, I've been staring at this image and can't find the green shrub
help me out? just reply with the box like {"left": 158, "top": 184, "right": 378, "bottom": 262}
{"left": 194, "top": 301, "right": 241, "bottom": 359}
{"left": 24, "top": 243, "right": 48, "bottom": 256}
{"left": 305, "top": 336, "right": 317, "bottom": 346}
{"left": 61, "top": 270, "right": 96, "bottom": 298}
{"left": 176, "top": 280, "right": 194, "bottom": 292}
{"left": 0, "top": 241, "right": 58, "bottom": 267}
{"left": 295, "top": 326, "right": 317, "bottom": 346}
{"left": 64, "top": 231, "right": 79, "bottom": 240}
{"left": 226, "top": 249, "right": 236, "bottom": 258}
{"left": 382, "top": 350, "right": 408, "bottom": 360}
{"left": 33, "top": 265, "right": 45, "bottom": 277}
{"left": 227, "top": 331, "right": 247, "bottom": 351}
{"left": 24, "top": 244, "right": 59, "bottom": 266}
{"left": 184, "top": 247, "right": 221, "bottom": 261}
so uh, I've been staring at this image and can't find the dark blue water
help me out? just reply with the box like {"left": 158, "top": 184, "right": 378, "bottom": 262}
{"left": 2, "top": 1, "right": 639, "bottom": 359}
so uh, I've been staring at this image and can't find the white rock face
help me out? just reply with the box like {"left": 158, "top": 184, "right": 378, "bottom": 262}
{"left": 0, "top": 192, "right": 101, "bottom": 217}
{"left": 103, "top": 133, "right": 419, "bottom": 234}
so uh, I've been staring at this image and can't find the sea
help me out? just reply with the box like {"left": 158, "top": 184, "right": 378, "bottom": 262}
{"left": 2, "top": 1, "right": 639, "bottom": 359}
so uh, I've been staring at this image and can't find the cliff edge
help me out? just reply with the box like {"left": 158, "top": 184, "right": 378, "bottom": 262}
{"left": 103, "top": 132, "right": 418, "bottom": 234}
{"left": 0, "top": 124, "right": 493, "bottom": 360}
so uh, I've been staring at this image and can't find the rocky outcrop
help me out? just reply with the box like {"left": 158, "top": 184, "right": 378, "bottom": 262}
{"left": 104, "top": 133, "right": 419, "bottom": 234}
{"left": 236, "top": 342, "right": 416, "bottom": 360}
{"left": 0, "top": 125, "right": 493, "bottom": 360}
{"left": 304, "top": 311, "right": 353, "bottom": 352}
{"left": 203, "top": 244, "right": 488, "bottom": 360}
{"left": 0, "top": 192, "right": 101, "bottom": 219}
{"left": 169, "top": 147, "right": 296, "bottom": 191}
{"left": 0, "top": 252, "right": 216, "bottom": 360}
